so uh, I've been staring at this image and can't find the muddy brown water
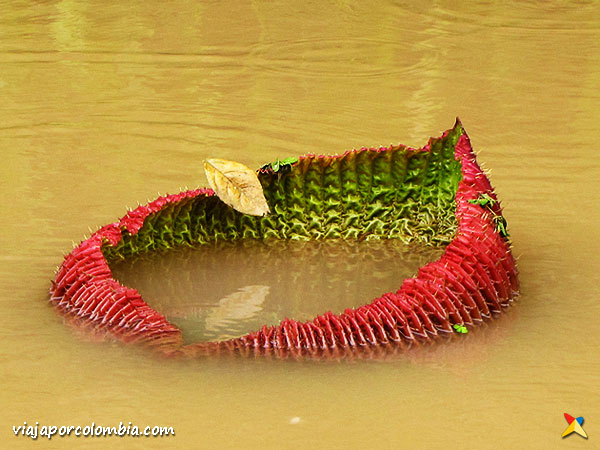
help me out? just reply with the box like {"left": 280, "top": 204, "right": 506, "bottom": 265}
{"left": 1, "top": 1, "right": 600, "bottom": 449}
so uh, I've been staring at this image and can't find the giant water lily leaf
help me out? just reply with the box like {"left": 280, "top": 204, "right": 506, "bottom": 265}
{"left": 51, "top": 121, "right": 520, "bottom": 358}
{"left": 204, "top": 158, "right": 270, "bottom": 216}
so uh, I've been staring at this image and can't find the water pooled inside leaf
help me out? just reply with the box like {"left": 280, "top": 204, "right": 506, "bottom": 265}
{"left": 109, "top": 240, "right": 444, "bottom": 344}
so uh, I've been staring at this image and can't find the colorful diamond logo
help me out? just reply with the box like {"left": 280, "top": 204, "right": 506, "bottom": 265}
{"left": 562, "top": 413, "right": 587, "bottom": 439}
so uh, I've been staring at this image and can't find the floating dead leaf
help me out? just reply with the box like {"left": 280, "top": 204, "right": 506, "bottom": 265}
{"left": 204, "top": 158, "right": 270, "bottom": 216}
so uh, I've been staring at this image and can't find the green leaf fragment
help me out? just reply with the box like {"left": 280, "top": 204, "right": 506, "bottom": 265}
{"left": 262, "top": 157, "right": 299, "bottom": 173}
{"left": 468, "top": 193, "right": 496, "bottom": 207}
{"left": 280, "top": 157, "right": 299, "bottom": 165}
{"left": 493, "top": 215, "right": 509, "bottom": 238}
{"left": 468, "top": 193, "right": 509, "bottom": 238}
{"left": 453, "top": 324, "right": 468, "bottom": 334}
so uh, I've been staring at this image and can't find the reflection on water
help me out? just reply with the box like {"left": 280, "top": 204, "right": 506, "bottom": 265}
{"left": 110, "top": 240, "right": 443, "bottom": 343}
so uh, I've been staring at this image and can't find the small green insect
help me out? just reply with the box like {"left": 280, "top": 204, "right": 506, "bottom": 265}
{"left": 453, "top": 323, "right": 468, "bottom": 334}
{"left": 260, "top": 157, "right": 299, "bottom": 180}
{"left": 467, "top": 193, "right": 497, "bottom": 207}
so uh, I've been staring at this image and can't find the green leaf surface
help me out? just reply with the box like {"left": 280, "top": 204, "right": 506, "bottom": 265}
{"left": 453, "top": 323, "right": 468, "bottom": 334}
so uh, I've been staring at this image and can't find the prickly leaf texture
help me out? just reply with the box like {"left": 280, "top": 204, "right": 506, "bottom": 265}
{"left": 49, "top": 120, "right": 519, "bottom": 359}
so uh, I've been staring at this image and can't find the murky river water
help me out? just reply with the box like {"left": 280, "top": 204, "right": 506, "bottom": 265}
{"left": 2, "top": 1, "right": 600, "bottom": 449}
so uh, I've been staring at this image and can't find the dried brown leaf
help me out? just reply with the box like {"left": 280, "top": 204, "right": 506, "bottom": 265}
{"left": 204, "top": 158, "right": 270, "bottom": 216}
